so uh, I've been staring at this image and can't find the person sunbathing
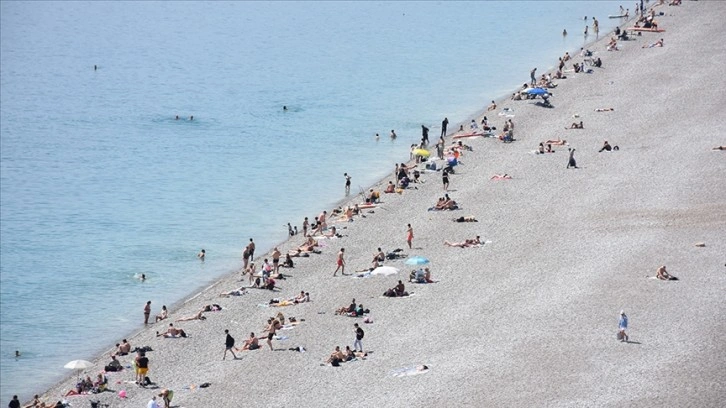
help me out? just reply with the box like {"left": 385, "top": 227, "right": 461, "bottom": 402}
{"left": 490, "top": 174, "right": 512, "bottom": 180}
{"left": 565, "top": 121, "right": 584, "bottom": 129}
{"left": 642, "top": 38, "right": 664, "bottom": 48}
{"left": 156, "top": 323, "right": 187, "bottom": 338}
{"left": 176, "top": 309, "right": 206, "bottom": 322}
{"left": 545, "top": 138, "right": 567, "bottom": 145}
{"left": 712, "top": 146, "right": 726, "bottom": 150}
{"left": 595, "top": 107, "right": 614, "bottom": 112}
{"left": 444, "top": 236, "right": 482, "bottom": 248}
{"left": 453, "top": 215, "right": 478, "bottom": 222}
{"left": 384, "top": 181, "right": 396, "bottom": 193}
{"left": 335, "top": 299, "right": 356, "bottom": 315}
{"left": 326, "top": 346, "right": 347, "bottom": 365}
{"left": 155, "top": 305, "right": 169, "bottom": 323}
{"left": 486, "top": 101, "right": 497, "bottom": 111}
{"left": 237, "top": 332, "right": 260, "bottom": 351}
{"left": 599, "top": 140, "right": 613, "bottom": 152}
{"left": 298, "top": 236, "right": 319, "bottom": 252}
{"left": 323, "top": 226, "right": 341, "bottom": 238}
{"left": 656, "top": 265, "right": 678, "bottom": 281}
{"left": 293, "top": 291, "right": 310, "bottom": 303}
{"left": 219, "top": 286, "right": 247, "bottom": 297}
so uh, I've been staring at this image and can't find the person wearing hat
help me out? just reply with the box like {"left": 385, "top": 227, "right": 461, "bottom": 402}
{"left": 618, "top": 311, "right": 629, "bottom": 342}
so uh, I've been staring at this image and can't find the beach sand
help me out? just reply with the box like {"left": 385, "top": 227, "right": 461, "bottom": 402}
{"left": 39, "top": 2, "right": 725, "bottom": 407}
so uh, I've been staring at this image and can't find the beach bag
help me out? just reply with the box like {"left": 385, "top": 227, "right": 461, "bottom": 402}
{"left": 144, "top": 376, "right": 152, "bottom": 386}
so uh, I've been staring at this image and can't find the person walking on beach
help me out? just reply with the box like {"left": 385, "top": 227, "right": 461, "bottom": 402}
{"left": 344, "top": 173, "right": 351, "bottom": 194}
{"left": 442, "top": 169, "right": 450, "bottom": 191}
{"left": 223, "top": 329, "right": 238, "bottom": 360}
{"left": 144, "top": 301, "right": 151, "bottom": 325}
{"left": 406, "top": 224, "right": 414, "bottom": 249}
{"left": 421, "top": 125, "right": 430, "bottom": 146}
{"left": 567, "top": 148, "right": 578, "bottom": 169}
{"left": 334, "top": 248, "right": 346, "bottom": 277}
{"left": 530, "top": 68, "right": 537, "bottom": 85}
{"left": 353, "top": 323, "right": 365, "bottom": 352}
{"left": 441, "top": 117, "right": 449, "bottom": 137}
{"left": 618, "top": 311, "right": 629, "bottom": 342}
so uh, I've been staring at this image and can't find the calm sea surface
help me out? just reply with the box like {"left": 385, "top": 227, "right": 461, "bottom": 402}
{"left": 0, "top": 1, "right": 622, "bottom": 402}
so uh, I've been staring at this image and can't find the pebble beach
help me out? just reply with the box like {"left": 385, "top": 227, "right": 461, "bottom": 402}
{"left": 34, "top": 2, "right": 725, "bottom": 407}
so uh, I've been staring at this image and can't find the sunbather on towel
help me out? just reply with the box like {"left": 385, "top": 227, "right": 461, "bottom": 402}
{"left": 444, "top": 236, "right": 482, "bottom": 248}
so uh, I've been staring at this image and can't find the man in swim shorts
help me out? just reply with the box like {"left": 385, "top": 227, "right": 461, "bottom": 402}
{"left": 135, "top": 350, "right": 149, "bottom": 384}
{"left": 334, "top": 248, "right": 345, "bottom": 277}
{"left": 144, "top": 301, "right": 151, "bottom": 325}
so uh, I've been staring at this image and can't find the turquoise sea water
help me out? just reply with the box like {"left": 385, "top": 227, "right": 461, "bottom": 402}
{"left": 0, "top": 1, "right": 623, "bottom": 402}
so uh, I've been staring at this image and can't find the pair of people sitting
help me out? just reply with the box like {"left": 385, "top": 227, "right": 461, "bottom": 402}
{"left": 408, "top": 268, "right": 434, "bottom": 283}
{"left": 431, "top": 196, "right": 458, "bottom": 211}
{"left": 326, "top": 345, "right": 365, "bottom": 366}
{"left": 156, "top": 323, "right": 187, "bottom": 338}
{"left": 383, "top": 280, "right": 409, "bottom": 297}
{"left": 566, "top": 121, "right": 584, "bottom": 129}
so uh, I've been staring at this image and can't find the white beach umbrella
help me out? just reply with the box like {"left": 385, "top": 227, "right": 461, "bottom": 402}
{"left": 370, "top": 266, "right": 400, "bottom": 276}
{"left": 64, "top": 359, "right": 93, "bottom": 370}
{"left": 64, "top": 359, "right": 93, "bottom": 381}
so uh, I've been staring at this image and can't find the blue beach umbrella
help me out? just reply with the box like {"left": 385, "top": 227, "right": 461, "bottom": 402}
{"left": 526, "top": 87, "right": 548, "bottom": 96}
{"left": 405, "top": 256, "right": 430, "bottom": 266}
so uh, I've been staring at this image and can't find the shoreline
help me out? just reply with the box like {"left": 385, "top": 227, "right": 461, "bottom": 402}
{"left": 34, "top": 2, "right": 726, "bottom": 407}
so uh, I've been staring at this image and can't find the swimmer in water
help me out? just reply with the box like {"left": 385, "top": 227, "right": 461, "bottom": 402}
{"left": 189, "top": 115, "right": 194, "bottom": 121}
{"left": 390, "top": 130, "right": 397, "bottom": 139}
{"left": 175, "top": 115, "right": 179, "bottom": 120}
{"left": 563, "top": 29, "right": 567, "bottom": 36}
{"left": 283, "top": 106, "right": 288, "bottom": 111}
{"left": 198, "top": 249, "right": 205, "bottom": 261}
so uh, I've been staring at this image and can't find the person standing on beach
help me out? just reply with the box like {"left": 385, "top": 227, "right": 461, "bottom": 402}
{"left": 441, "top": 117, "right": 449, "bottom": 137}
{"left": 421, "top": 125, "right": 430, "bottom": 146}
{"left": 618, "top": 311, "right": 629, "bottom": 342}
{"left": 334, "top": 248, "right": 346, "bottom": 276}
{"left": 303, "top": 217, "right": 310, "bottom": 237}
{"left": 437, "top": 137, "right": 445, "bottom": 160}
{"left": 272, "top": 247, "right": 281, "bottom": 274}
{"left": 318, "top": 210, "right": 328, "bottom": 230}
{"left": 223, "top": 329, "right": 238, "bottom": 360}
{"left": 8, "top": 395, "right": 20, "bottom": 408}
{"left": 406, "top": 224, "right": 414, "bottom": 249}
{"left": 135, "top": 350, "right": 149, "bottom": 384}
{"left": 353, "top": 323, "right": 365, "bottom": 352}
{"left": 344, "top": 173, "right": 351, "bottom": 194}
{"left": 247, "top": 238, "right": 255, "bottom": 261}
{"left": 442, "top": 169, "right": 450, "bottom": 191}
{"left": 263, "top": 318, "right": 281, "bottom": 350}
{"left": 530, "top": 68, "right": 537, "bottom": 85}
{"left": 593, "top": 17, "right": 599, "bottom": 35}
{"left": 144, "top": 301, "right": 151, "bottom": 325}
{"left": 242, "top": 245, "right": 250, "bottom": 270}
{"left": 567, "top": 148, "right": 578, "bottom": 169}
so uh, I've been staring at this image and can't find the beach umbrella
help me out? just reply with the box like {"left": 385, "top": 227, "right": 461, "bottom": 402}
{"left": 370, "top": 266, "right": 400, "bottom": 276}
{"left": 526, "top": 87, "right": 548, "bottom": 96}
{"left": 413, "top": 149, "right": 430, "bottom": 157}
{"left": 64, "top": 359, "right": 93, "bottom": 381}
{"left": 405, "top": 256, "right": 430, "bottom": 266}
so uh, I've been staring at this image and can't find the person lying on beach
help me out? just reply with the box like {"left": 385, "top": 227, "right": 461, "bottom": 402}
{"left": 322, "top": 226, "right": 342, "bottom": 238}
{"left": 335, "top": 299, "right": 356, "bottom": 315}
{"left": 176, "top": 309, "right": 206, "bottom": 322}
{"left": 219, "top": 286, "right": 248, "bottom": 297}
{"left": 595, "top": 107, "right": 614, "bottom": 112}
{"left": 445, "top": 236, "right": 482, "bottom": 248}
{"left": 491, "top": 174, "right": 512, "bottom": 180}
{"left": 642, "top": 38, "right": 664, "bottom": 48}
{"left": 545, "top": 138, "right": 567, "bottom": 145}
{"left": 453, "top": 215, "right": 478, "bottom": 222}
{"left": 712, "top": 146, "right": 726, "bottom": 150}
{"left": 237, "top": 332, "right": 260, "bottom": 351}
{"left": 656, "top": 265, "right": 678, "bottom": 281}
{"left": 293, "top": 291, "right": 310, "bottom": 303}
{"left": 156, "top": 323, "right": 187, "bottom": 338}
{"left": 565, "top": 121, "right": 584, "bottom": 129}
